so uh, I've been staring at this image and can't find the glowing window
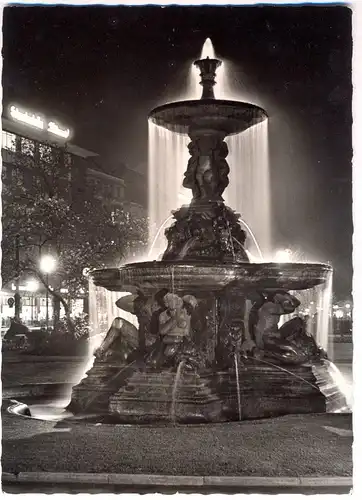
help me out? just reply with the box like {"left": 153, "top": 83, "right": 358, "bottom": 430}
{"left": 20, "top": 137, "right": 35, "bottom": 156}
{"left": 2, "top": 131, "right": 17, "bottom": 151}
{"left": 39, "top": 144, "right": 52, "bottom": 159}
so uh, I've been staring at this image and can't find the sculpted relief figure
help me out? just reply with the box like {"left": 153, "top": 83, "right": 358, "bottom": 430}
{"left": 250, "top": 290, "right": 327, "bottom": 365}
{"left": 254, "top": 291, "right": 301, "bottom": 349}
{"left": 93, "top": 290, "right": 169, "bottom": 363}
{"left": 146, "top": 292, "right": 199, "bottom": 369}
{"left": 183, "top": 138, "right": 229, "bottom": 202}
{"left": 278, "top": 316, "right": 329, "bottom": 363}
{"left": 94, "top": 317, "right": 139, "bottom": 362}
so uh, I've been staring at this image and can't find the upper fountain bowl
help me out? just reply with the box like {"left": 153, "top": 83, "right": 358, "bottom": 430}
{"left": 149, "top": 99, "right": 267, "bottom": 136}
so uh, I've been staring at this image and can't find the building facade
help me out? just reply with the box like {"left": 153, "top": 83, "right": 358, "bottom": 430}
{"left": 1, "top": 104, "right": 146, "bottom": 329}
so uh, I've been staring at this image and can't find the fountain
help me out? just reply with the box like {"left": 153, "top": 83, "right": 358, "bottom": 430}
{"left": 67, "top": 43, "right": 348, "bottom": 423}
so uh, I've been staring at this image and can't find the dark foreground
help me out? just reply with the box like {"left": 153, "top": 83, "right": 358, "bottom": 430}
{"left": 2, "top": 352, "right": 353, "bottom": 494}
{"left": 2, "top": 483, "right": 352, "bottom": 495}
{"left": 2, "top": 407, "right": 352, "bottom": 476}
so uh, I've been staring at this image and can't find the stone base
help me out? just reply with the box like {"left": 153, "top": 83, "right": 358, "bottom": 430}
{"left": 109, "top": 369, "right": 224, "bottom": 424}
{"left": 68, "top": 358, "right": 347, "bottom": 423}
{"left": 67, "top": 360, "right": 138, "bottom": 414}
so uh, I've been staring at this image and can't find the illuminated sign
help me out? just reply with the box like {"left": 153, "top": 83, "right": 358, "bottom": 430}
{"left": 47, "top": 121, "right": 70, "bottom": 139}
{"left": 9, "top": 105, "right": 71, "bottom": 140}
{"left": 10, "top": 106, "right": 44, "bottom": 130}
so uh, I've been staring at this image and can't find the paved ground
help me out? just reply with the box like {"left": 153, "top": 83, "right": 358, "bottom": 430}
{"left": 2, "top": 353, "right": 87, "bottom": 387}
{"left": 2, "top": 407, "right": 352, "bottom": 477}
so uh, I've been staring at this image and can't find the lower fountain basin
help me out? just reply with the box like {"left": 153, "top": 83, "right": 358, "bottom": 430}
{"left": 91, "top": 261, "right": 332, "bottom": 293}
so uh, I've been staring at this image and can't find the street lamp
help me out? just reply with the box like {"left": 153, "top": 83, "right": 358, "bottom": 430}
{"left": 40, "top": 255, "right": 57, "bottom": 331}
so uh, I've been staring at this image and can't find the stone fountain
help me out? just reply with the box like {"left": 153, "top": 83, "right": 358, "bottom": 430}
{"left": 68, "top": 51, "right": 347, "bottom": 423}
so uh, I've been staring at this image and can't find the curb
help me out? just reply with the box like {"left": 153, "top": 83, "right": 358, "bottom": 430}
{"left": 1, "top": 472, "right": 353, "bottom": 488}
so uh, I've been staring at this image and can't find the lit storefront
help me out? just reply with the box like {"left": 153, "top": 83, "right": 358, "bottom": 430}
{"left": 1, "top": 285, "right": 86, "bottom": 330}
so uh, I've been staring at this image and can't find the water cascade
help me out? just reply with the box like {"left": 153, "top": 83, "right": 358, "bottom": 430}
{"left": 234, "top": 353, "right": 242, "bottom": 421}
{"left": 67, "top": 38, "right": 348, "bottom": 423}
{"left": 225, "top": 122, "right": 271, "bottom": 256}
{"left": 170, "top": 360, "right": 185, "bottom": 424}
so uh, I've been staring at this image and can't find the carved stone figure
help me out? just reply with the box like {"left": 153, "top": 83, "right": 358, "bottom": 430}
{"left": 276, "top": 316, "right": 329, "bottom": 363}
{"left": 248, "top": 291, "right": 328, "bottom": 365}
{"left": 254, "top": 291, "right": 301, "bottom": 349}
{"left": 146, "top": 293, "right": 199, "bottom": 369}
{"left": 94, "top": 317, "right": 139, "bottom": 362}
{"left": 182, "top": 136, "right": 230, "bottom": 203}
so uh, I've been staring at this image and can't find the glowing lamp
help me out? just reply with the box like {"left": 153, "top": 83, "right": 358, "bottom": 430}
{"left": 40, "top": 255, "right": 57, "bottom": 274}
{"left": 334, "top": 309, "right": 344, "bottom": 319}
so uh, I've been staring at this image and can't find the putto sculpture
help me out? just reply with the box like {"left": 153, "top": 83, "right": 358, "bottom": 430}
{"left": 68, "top": 41, "right": 347, "bottom": 423}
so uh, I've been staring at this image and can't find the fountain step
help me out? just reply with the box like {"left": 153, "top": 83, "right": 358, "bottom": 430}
{"left": 67, "top": 361, "right": 139, "bottom": 414}
{"left": 108, "top": 368, "right": 223, "bottom": 422}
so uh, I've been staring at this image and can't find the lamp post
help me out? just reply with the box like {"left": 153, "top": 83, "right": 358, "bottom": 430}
{"left": 40, "top": 255, "right": 57, "bottom": 331}
{"left": 14, "top": 234, "right": 21, "bottom": 321}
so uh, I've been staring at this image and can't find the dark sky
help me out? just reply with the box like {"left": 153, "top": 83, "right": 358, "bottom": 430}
{"left": 2, "top": 5, "right": 352, "bottom": 298}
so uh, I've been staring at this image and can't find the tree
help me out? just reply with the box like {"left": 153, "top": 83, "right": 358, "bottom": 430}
{"left": 1, "top": 139, "right": 148, "bottom": 334}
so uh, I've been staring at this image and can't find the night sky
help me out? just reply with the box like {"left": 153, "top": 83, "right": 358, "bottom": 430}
{"left": 2, "top": 5, "right": 352, "bottom": 298}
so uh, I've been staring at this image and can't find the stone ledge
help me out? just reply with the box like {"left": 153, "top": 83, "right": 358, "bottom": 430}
{"left": 1, "top": 472, "right": 353, "bottom": 488}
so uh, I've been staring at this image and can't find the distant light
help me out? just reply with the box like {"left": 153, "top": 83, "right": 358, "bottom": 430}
{"left": 40, "top": 255, "right": 57, "bottom": 274}
{"left": 333, "top": 305, "right": 339, "bottom": 310}
{"left": 60, "top": 288, "right": 69, "bottom": 294}
{"left": 11, "top": 284, "right": 28, "bottom": 291}
{"left": 335, "top": 309, "right": 344, "bottom": 319}
{"left": 10, "top": 105, "right": 44, "bottom": 130}
{"left": 274, "top": 248, "right": 292, "bottom": 263}
{"left": 47, "top": 121, "right": 70, "bottom": 139}
{"left": 347, "top": 312, "right": 351, "bottom": 318}
{"left": 26, "top": 280, "right": 39, "bottom": 292}
{"left": 345, "top": 303, "right": 351, "bottom": 309}
{"left": 305, "top": 308, "right": 310, "bottom": 314}
{"left": 310, "top": 301, "right": 314, "bottom": 305}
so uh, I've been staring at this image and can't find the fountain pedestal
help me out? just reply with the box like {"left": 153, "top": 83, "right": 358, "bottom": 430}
{"left": 109, "top": 369, "right": 224, "bottom": 424}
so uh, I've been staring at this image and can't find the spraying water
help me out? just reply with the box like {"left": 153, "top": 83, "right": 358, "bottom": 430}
{"left": 147, "top": 214, "right": 175, "bottom": 260}
{"left": 171, "top": 360, "right": 185, "bottom": 424}
{"left": 252, "top": 356, "right": 319, "bottom": 391}
{"left": 316, "top": 272, "right": 333, "bottom": 356}
{"left": 188, "top": 38, "right": 238, "bottom": 101}
{"left": 149, "top": 38, "right": 271, "bottom": 257}
{"left": 236, "top": 218, "right": 264, "bottom": 260}
{"left": 234, "top": 353, "right": 242, "bottom": 420}
{"left": 225, "top": 121, "right": 271, "bottom": 256}
{"left": 148, "top": 123, "right": 191, "bottom": 253}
